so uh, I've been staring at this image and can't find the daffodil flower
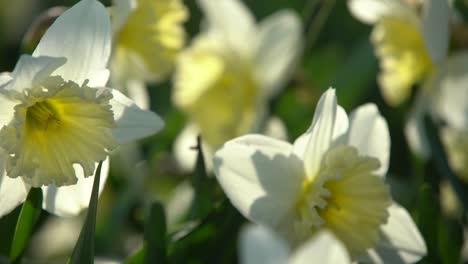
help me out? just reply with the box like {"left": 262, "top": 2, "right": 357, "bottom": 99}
{"left": 0, "top": 0, "right": 164, "bottom": 217}
{"left": 173, "top": 0, "right": 302, "bottom": 151}
{"left": 240, "top": 224, "right": 351, "bottom": 264}
{"left": 406, "top": 51, "right": 468, "bottom": 181}
{"left": 348, "top": 0, "right": 449, "bottom": 106}
{"left": 110, "top": 0, "right": 188, "bottom": 107}
{"left": 214, "top": 88, "right": 426, "bottom": 263}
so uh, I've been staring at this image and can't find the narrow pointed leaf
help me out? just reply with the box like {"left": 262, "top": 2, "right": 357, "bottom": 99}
{"left": 417, "top": 183, "right": 439, "bottom": 263}
{"left": 9, "top": 187, "right": 42, "bottom": 262}
{"left": 124, "top": 247, "right": 145, "bottom": 264}
{"left": 68, "top": 161, "right": 103, "bottom": 264}
{"left": 188, "top": 136, "right": 212, "bottom": 220}
{"left": 144, "top": 202, "right": 167, "bottom": 264}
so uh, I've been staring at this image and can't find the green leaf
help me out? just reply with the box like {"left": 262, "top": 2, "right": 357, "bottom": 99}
{"left": 417, "top": 184, "right": 439, "bottom": 263}
{"left": 144, "top": 202, "right": 167, "bottom": 264}
{"left": 123, "top": 202, "right": 167, "bottom": 264}
{"left": 9, "top": 187, "right": 42, "bottom": 262}
{"left": 188, "top": 136, "right": 212, "bottom": 220}
{"left": 124, "top": 247, "right": 145, "bottom": 264}
{"left": 68, "top": 161, "right": 103, "bottom": 264}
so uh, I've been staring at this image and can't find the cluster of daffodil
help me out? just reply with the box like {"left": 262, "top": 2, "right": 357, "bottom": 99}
{"left": 350, "top": 0, "right": 468, "bottom": 184}
{"left": 0, "top": 0, "right": 465, "bottom": 262}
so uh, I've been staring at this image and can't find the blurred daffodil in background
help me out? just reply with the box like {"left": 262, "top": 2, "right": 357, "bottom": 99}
{"left": 406, "top": 51, "right": 468, "bottom": 181}
{"left": 0, "top": 0, "right": 164, "bottom": 217}
{"left": 239, "top": 224, "right": 351, "bottom": 264}
{"left": 173, "top": 0, "right": 301, "bottom": 171}
{"left": 110, "top": 0, "right": 188, "bottom": 109}
{"left": 214, "top": 88, "right": 426, "bottom": 263}
{"left": 348, "top": 0, "right": 450, "bottom": 106}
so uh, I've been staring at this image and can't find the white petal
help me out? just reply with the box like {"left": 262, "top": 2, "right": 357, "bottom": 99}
{"left": 332, "top": 106, "right": 350, "bottom": 142}
{"left": 421, "top": 0, "right": 449, "bottom": 65}
{"left": 294, "top": 105, "right": 348, "bottom": 157}
{"left": 404, "top": 91, "right": 431, "bottom": 159}
{"left": 432, "top": 52, "right": 468, "bottom": 129}
{"left": 197, "top": 0, "right": 255, "bottom": 57}
{"left": 32, "top": 0, "right": 111, "bottom": 86}
{"left": 5, "top": 55, "right": 65, "bottom": 92}
{"left": 166, "top": 181, "right": 194, "bottom": 229}
{"left": 213, "top": 135, "right": 302, "bottom": 227}
{"left": 0, "top": 73, "right": 12, "bottom": 86}
{"left": 41, "top": 158, "right": 110, "bottom": 217}
{"left": 264, "top": 116, "right": 289, "bottom": 141}
{"left": 126, "top": 79, "right": 150, "bottom": 110}
{"left": 295, "top": 88, "right": 337, "bottom": 180}
{"left": 239, "top": 224, "right": 289, "bottom": 264}
{"left": 0, "top": 148, "right": 29, "bottom": 218}
{"left": 87, "top": 69, "right": 110, "bottom": 87}
{"left": 111, "top": 0, "right": 136, "bottom": 33}
{"left": 347, "top": 0, "right": 409, "bottom": 24}
{"left": 347, "top": 103, "right": 390, "bottom": 177}
{"left": 0, "top": 93, "right": 17, "bottom": 127}
{"left": 108, "top": 88, "right": 164, "bottom": 144}
{"left": 255, "top": 10, "right": 302, "bottom": 98}
{"left": 363, "top": 203, "right": 427, "bottom": 264}
{"left": 0, "top": 173, "right": 29, "bottom": 218}
{"left": 289, "top": 231, "right": 351, "bottom": 264}
{"left": 173, "top": 124, "right": 214, "bottom": 173}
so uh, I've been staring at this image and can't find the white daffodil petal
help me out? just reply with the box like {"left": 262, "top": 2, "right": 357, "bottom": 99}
{"left": 364, "top": 203, "right": 427, "bottom": 264}
{"left": 214, "top": 135, "right": 302, "bottom": 227}
{"left": 5, "top": 55, "right": 65, "bottom": 92}
{"left": 332, "top": 105, "right": 349, "bottom": 141}
{"left": 255, "top": 10, "right": 302, "bottom": 98}
{"left": 107, "top": 88, "right": 164, "bottom": 144}
{"left": 405, "top": 91, "right": 431, "bottom": 159}
{"left": 0, "top": 93, "right": 17, "bottom": 128}
{"left": 239, "top": 225, "right": 289, "bottom": 264}
{"left": 289, "top": 231, "right": 351, "bottom": 264}
{"left": 125, "top": 79, "right": 150, "bottom": 110}
{"left": 299, "top": 88, "right": 337, "bottom": 179}
{"left": 87, "top": 69, "right": 110, "bottom": 88}
{"left": 0, "top": 173, "right": 29, "bottom": 218}
{"left": 197, "top": 0, "right": 255, "bottom": 57}
{"left": 32, "top": 0, "right": 111, "bottom": 86}
{"left": 41, "top": 158, "right": 110, "bottom": 217}
{"left": 173, "top": 124, "right": 214, "bottom": 173}
{"left": 421, "top": 0, "right": 449, "bottom": 64}
{"left": 347, "top": 103, "right": 390, "bottom": 177}
{"left": 0, "top": 73, "right": 12, "bottom": 86}
{"left": 347, "top": 0, "right": 408, "bottom": 24}
{"left": 433, "top": 52, "right": 468, "bottom": 129}
{"left": 294, "top": 105, "right": 348, "bottom": 157}
{"left": 173, "top": 124, "right": 200, "bottom": 173}
{"left": 111, "top": 0, "right": 135, "bottom": 33}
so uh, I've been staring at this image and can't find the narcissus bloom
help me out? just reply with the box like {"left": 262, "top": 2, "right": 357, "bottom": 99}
{"left": 240, "top": 224, "right": 350, "bottom": 264}
{"left": 214, "top": 88, "right": 426, "bottom": 262}
{"left": 348, "top": 0, "right": 449, "bottom": 106}
{"left": 0, "top": 0, "right": 163, "bottom": 217}
{"left": 173, "top": 0, "right": 302, "bottom": 151}
{"left": 110, "top": 0, "right": 188, "bottom": 84}
{"left": 406, "top": 51, "right": 468, "bottom": 181}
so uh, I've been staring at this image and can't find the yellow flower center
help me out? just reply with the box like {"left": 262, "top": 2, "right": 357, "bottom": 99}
{"left": 0, "top": 76, "right": 117, "bottom": 187}
{"left": 371, "top": 16, "right": 433, "bottom": 106}
{"left": 174, "top": 37, "right": 258, "bottom": 148}
{"left": 294, "top": 145, "right": 391, "bottom": 257}
{"left": 115, "top": 0, "right": 187, "bottom": 79}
